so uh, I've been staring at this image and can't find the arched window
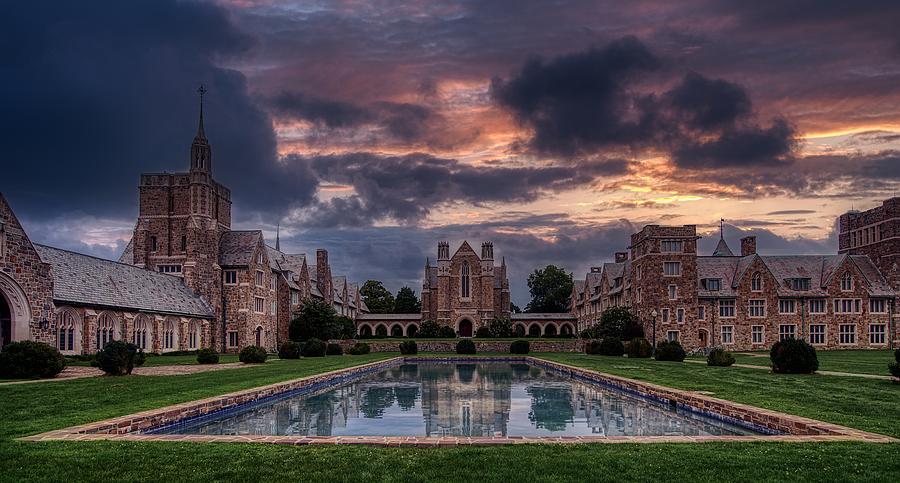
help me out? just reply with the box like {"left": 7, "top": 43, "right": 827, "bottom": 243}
{"left": 460, "top": 262, "right": 470, "bottom": 298}
{"left": 96, "top": 312, "right": 119, "bottom": 349}
{"left": 188, "top": 321, "right": 199, "bottom": 349}
{"left": 255, "top": 326, "right": 263, "bottom": 347}
{"left": 133, "top": 315, "right": 151, "bottom": 351}
{"left": 57, "top": 310, "right": 78, "bottom": 353}
{"left": 840, "top": 273, "right": 853, "bottom": 291}
{"left": 751, "top": 272, "right": 762, "bottom": 292}
{"left": 163, "top": 319, "right": 178, "bottom": 350}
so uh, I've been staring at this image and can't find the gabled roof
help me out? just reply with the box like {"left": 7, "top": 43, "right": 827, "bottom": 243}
{"left": 712, "top": 237, "right": 735, "bottom": 257}
{"left": 219, "top": 230, "right": 263, "bottom": 266}
{"left": 35, "top": 244, "right": 213, "bottom": 318}
{"left": 697, "top": 256, "right": 740, "bottom": 297}
{"left": 118, "top": 238, "right": 134, "bottom": 264}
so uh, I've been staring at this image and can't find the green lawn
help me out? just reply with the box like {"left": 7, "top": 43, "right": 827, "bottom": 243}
{"left": 686, "top": 349, "right": 896, "bottom": 376}
{"left": 2, "top": 352, "right": 898, "bottom": 482}
{"left": 537, "top": 353, "right": 900, "bottom": 438}
{"left": 65, "top": 353, "right": 242, "bottom": 367}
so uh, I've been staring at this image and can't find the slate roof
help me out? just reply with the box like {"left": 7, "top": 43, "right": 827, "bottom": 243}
{"left": 697, "top": 256, "right": 740, "bottom": 297}
{"left": 219, "top": 230, "right": 262, "bottom": 266}
{"left": 712, "top": 237, "right": 735, "bottom": 256}
{"left": 35, "top": 244, "right": 213, "bottom": 318}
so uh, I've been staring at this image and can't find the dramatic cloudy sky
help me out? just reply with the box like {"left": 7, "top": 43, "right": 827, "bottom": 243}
{"left": 3, "top": 1, "right": 900, "bottom": 305}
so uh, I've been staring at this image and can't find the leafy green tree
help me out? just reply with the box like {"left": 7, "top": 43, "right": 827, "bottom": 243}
{"left": 290, "top": 298, "right": 341, "bottom": 341}
{"left": 525, "top": 265, "right": 573, "bottom": 313}
{"left": 361, "top": 280, "right": 395, "bottom": 314}
{"left": 335, "top": 315, "right": 357, "bottom": 339}
{"left": 487, "top": 316, "right": 513, "bottom": 338}
{"left": 394, "top": 286, "right": 421, "bottom": 313}
{"left": 510, "top": 302, "right": 522, "bottom": 314}
{"left": 417, "top": 319, "right": 440, "bottom": 337}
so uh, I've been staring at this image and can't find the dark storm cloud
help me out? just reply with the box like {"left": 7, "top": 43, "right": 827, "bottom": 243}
{"left": 492, "top": 38, "right": 799, "bottom": 168}
{"left": 290, "top": 152, "right": 632, "bottom": 226}
{"left": 0, "top": 0, "right": 314, "bottom": 222}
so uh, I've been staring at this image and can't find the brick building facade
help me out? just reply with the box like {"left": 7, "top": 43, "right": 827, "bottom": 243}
{"left": 574, "top": 212, "right": 898, "bottom": 351}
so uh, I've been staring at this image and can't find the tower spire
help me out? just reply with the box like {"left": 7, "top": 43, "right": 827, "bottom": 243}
{"left": 275, "top": 222, "right": 281, "bottom": 251}
{"left": 720, "top": 218, "right": 724, "bottom": 240}
{"left": 196, "top": 84, "right": 207, "bottom": 140}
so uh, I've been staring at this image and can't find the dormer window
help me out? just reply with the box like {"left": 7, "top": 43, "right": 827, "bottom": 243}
{"left": 751, "top": 272, "right": 762, "bottom": 292}
{"left": 840, "top": 273, "right": 853, "bottom": 292}
{"left": 705, "top": 279, "right": 721, "bottom": 291}
{"left": 788, "top": 278, "right": 811, "bottom": 291}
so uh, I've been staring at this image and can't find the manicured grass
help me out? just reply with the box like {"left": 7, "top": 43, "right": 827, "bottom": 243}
{"left": 687, "top": 349, "right": 896, "bottom": 376}
{"left": 65, "top": 353, "right": 242, "bottom": 367}
{"left": 537, "top": 353, "right": 900, "bottom": 438}
{"left": 2, "top": 351, "right": 898, "bottom": 482}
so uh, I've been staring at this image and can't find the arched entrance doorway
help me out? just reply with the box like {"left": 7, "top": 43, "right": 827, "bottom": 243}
{"left": 0, "top": 272, "right": 31, "bottom": 349}
{"left": 458, "top": 318, "right": 473, "bottom": 338}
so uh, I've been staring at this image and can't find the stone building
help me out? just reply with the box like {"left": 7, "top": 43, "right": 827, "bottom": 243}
{"left": 573, "top": 214, "right": 898, "bottom": 351}
{"left": 422, "top": 241, "right": 510, "bottom": 336}
{"left": 839, "top": 197, "right": 900, "bottom": 290}
{"left": 1, "top": 88, "right": 367, "bottom": 355}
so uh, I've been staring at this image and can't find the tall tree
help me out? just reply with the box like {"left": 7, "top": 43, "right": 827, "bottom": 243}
{"left": 360, "top": 280, "right": 395, "bottom": 314}
{"left": 525, "top": 265, "right": 574, "bottom": 313}
{"left": 510, "top": 302, "right": 522, "bottom": 314}
{"left": 394, "top": 286, "right": 421, "bottom": 313}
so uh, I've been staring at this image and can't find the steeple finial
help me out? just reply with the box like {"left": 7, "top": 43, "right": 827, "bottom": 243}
{"left": 275, "top": 222, "right": 281, "bottom": 251}
{"left": 719, "top": 218, "right": 724, "bottom": 240}
{"left": 196, "top": 84, "right": 207, "bottom": 140}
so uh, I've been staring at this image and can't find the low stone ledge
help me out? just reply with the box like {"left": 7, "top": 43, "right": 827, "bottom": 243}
{"left": 334, "top": 339, "right": 583, "bottom": 353}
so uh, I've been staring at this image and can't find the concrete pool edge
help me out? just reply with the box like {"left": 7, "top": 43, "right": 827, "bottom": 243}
{"left": 19, "top": 356, "right": 896, "bottom": 445}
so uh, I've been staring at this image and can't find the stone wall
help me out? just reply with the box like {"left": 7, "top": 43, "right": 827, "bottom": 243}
{"left": 334, "top": 338, "right": 584, "bottom": 353}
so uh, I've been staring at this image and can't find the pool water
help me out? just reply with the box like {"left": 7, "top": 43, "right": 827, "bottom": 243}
{"left": 156, "top": 362, "right": 759, "bottom": 437}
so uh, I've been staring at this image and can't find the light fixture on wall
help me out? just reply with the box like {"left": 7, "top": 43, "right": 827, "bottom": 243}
{"left": 39, "top": 319, "right": 50, "bottom": 330}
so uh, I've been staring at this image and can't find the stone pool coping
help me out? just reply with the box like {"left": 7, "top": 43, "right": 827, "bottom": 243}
{"left": 20, "top": 356, "right": 896, "bottom": 446}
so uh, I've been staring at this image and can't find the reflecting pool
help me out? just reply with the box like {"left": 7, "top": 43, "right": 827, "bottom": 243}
{"left": 157, "top": 362, "right": 759, "bottom": 437}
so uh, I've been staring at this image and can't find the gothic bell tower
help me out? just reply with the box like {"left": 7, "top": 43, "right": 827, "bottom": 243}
{"left": 190, "top": 85, "right": 212, "bottom": 174}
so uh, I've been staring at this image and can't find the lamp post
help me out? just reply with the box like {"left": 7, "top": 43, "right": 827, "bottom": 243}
{"left": 650, "top": 309, "right": 658, "bottom": 356}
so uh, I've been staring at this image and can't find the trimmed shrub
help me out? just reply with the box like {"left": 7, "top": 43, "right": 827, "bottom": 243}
{"left": 417, "top": 319, "right": 440, "bottom": 338}
{"left": 347, "top": 342, "right": 371, "bottom": 355}
{"left": 456, "top": 339, "right": 476, "bottom": 355}
{"left": 510, "top": 340, "right": 530, "bottom": 354}
{"left": 0, "top": 341, "right": 66, "bottom": 379}
{"left": 326, "top": 343, "right": 343, "bottom": 356}
{"left": 889, "top": 349, "right": 900, "bottom": 380}
{"left": 584, "top": 339, "right": 603, "bottom": 355}
{"left": 399, "top": 340, "right": 418, "bottom": 355}
{"left": 475, "top": 326, "right": 491, "bottom": 338}
{"left": 239, "top": 345, "right": 268, "bottom": 364}
{"left": 770, "top": 338, "right": 818, "bottom": 374}
{"left": 598, "top": 337, "right": 625, "bottom": 356}
{"left": 301, "top": 338, "right": 327, "bottom": 357}
{"left": 707, "top": 348, "right": 735, "bottom": 367}
{"left": 196, "top": 348, "right": 220, "bottom": 364}
{"left": 438, "top": 326, "right": 456, "bottom": 338}
{"left": 654, "top": 340, "right": 686, "bottom": 362}
{"left": 627, "top": 337, "right": 652, "bottom": 358}
{"left": 278, "top": 341, "right": 301, "bottom": 359}
{"left": 487, "top": 316, "right": 513, "bottom": 338}
{"left": 96, "top": 340, "right": 145, "bottom": 375}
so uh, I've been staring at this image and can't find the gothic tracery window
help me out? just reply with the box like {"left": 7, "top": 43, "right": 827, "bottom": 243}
{"left": 57, "top": 310, "right": 77, "bottom": 353}
{"left": 96, "top": 312, "right": 119, "bottom": 349}
{"left": 133, "top": 315, "right": 150, "bottom": 350}
{"left": 461, "top": 261, "right": 470, "bottom": 298}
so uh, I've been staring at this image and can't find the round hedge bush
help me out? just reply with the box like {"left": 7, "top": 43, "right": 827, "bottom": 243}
{"left": 0, "top": 341, "right": 66, "bottom": 379}
{"left": 278, "top": 341, "right": 301, "bottom": 359}
{"left": 326, "top": 342, "right": 344, "bottom": 356}
{"left": 510, "top": 340, "right": 530, "bottom": 354}
{"left": 707, "top": 348, "right": 735, "bottom": 367}
{"left": 438, "top": 326, "right": 456, "bottom": 338}
{"left": 474, "top": 326, "right": 491, "bottom": 338}
{"left": 196, "top": 348, "right": 220, "bottom": 364}
{"left": 239, "top": 345, "right": 268, "bottom": 364}
{"left": 456, "top": 339, "right": 476, "bottom": 355}
{"left": 654, "top": 340, "right": 686, "bottom": 362}
{"left": 584, "top": 339, "right": 603, "bottom": 355}
{"left": 301, "top": 338, "right": 326, "bottom": 357}
{"left": 598, "top": 337, "right": 625, "bottom": 356}
{"left": 96, "top": 340, "right": 145, "bottom": 375}
{"left": 626, "top": 337, "right": 652, "bottom": 358}
{"left": 770, "top": 338, "right": 818, "bottom": 374}
{"left": 889, "top": 349, "right": 900, "bottom": 379}
{"left": 399, "top": 340, "right": 418, "bottom": 355}
{"left": 348, "top": 342, "right": 371, "bottom": 355}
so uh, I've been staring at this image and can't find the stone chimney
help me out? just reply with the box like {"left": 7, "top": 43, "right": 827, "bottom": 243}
{"left": 615, "top": 252, "right": 628, "bottom": 263}
{"left": 316, "top": 249, "right": 332, "bottom": 300}
{"left": 740, "top": 236, "right": 757, "bottom": 257}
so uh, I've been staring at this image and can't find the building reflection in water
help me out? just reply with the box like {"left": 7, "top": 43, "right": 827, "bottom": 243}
{"left": 174, "top": 363, "right": 755, "bottom": 437}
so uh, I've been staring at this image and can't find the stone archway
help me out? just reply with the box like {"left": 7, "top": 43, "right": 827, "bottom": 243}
{"left": 359, "top": 325, "right": 373, "bottom": 338}
{"left": 0, "top": 272, "right": 31, "bottom": 348}
{"left": 528, "top": 324, "right": 541, "bottom": 337}
{"left": 457, "top": 318, "right": 473, "bottom": 338}
{"left": 514, "top": 324, "right": 526, "bottom": 337}
{"left": 406, "top": 324, "right": 419, "bottom": 337}
{"left": 390, "top": 324, "right": 404, "bottom": 337}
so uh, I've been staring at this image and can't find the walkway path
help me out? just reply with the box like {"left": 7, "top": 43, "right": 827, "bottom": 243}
{"left": 683, "top": 359, "right": 894, "bottom": 380}
{"left": 0, "top": 361, "right": 252, "bottom": 386}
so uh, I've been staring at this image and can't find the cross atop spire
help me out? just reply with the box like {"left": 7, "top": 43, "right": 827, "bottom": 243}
{"left": 712, "top": 218, "right": 735, "bottom": 256}
{"left": 195, "top": 84, "right": 207, "bottom": 141}
{"left": 720, "top": 218, "right": 725, "bottom": 239}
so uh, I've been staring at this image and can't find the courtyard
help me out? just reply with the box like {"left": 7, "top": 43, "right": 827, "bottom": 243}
{"left": 1, "top": 350, "right": 897, "bottom": 482}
